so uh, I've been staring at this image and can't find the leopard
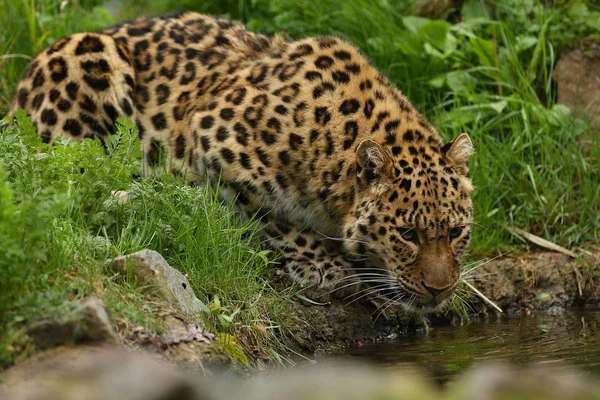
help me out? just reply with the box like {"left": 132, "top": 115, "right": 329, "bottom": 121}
{"left": 9, "top": 11, "right": 474, "bottom": 312}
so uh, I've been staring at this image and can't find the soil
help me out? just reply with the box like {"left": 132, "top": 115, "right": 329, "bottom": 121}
{"left": 283, "top": 250, "right": 600, "bottom": 355}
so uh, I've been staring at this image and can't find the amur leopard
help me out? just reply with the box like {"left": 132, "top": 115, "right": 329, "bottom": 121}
{"left": 10, "top": 11, "right": 474, "bottom": 312}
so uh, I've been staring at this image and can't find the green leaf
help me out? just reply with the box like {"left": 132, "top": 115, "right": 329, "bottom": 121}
{"left": 418, "top": 20, "right": 452, "bottom": 50}
{"left": 470, "top": 37, "right": 496, "bottom": 67}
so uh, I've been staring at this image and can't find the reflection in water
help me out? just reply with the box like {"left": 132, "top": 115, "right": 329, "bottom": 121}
{"left": 348, "top": 310, "right": 600, "bottom": 382}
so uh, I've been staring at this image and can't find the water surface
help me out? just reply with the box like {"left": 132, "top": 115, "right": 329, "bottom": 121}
{"left": 347, "top": 309, "right": 600, "bottom": 382}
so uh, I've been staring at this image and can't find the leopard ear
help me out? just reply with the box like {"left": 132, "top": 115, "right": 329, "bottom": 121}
{"left": 356, "top": 139, "right": 391, "bottom": 184}
{"left": 442, "top": 133, "right": 473, "bottom": 175}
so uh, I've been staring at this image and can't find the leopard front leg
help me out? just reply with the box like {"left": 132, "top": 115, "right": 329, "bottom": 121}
{"left": 262, "top": 218, "right": 362, "bottom": 302}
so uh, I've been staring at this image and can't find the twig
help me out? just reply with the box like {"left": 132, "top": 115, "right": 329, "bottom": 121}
{"left": 508, "top": 226, "right": 576, "bottom": 258}
{"left": 572, "top": 265, "right": 584, "bottom": 297}
{"left": 463, "top": 281, "right": 503, "bottom": 313}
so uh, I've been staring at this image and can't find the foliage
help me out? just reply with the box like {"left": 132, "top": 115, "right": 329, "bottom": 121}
{"left": 0, "top": 113, "right": 292, "bottom": 368}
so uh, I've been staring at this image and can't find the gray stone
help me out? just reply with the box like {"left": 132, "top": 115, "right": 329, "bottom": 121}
{"left": 554, "top": 41, "right": 600, "bottom": 133}
{"left": 26, "top": 296, "right": 115, "bottom": 349}
{"left": 107, "top": 249, "right": 206, "bottom": 319}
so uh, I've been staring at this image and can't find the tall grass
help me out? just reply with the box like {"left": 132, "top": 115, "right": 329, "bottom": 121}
{"left": 0, "top": 114, "right": 294, "bottom": 367}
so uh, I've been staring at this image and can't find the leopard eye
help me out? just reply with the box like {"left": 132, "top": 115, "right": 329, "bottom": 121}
{"left": 449, "top": 226, "right": 464, "bottom": 239}
{"left": 398, "top": 227, "right": 418, "bottom": 243}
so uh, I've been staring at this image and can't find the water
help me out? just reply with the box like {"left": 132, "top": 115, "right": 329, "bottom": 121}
{"left": 347, "top": 309, "right": 600, "bottom": 382}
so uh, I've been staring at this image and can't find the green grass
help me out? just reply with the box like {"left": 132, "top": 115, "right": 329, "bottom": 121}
{"left": 1, "top": 0, "right": 599, "bottom": 368}
{"left": 0, "top": 113, "right": 297, "bottom": 367}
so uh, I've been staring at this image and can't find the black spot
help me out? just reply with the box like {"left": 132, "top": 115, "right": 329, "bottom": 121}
{"left": 289, "top": 44, "right": 313, "bottom": 59}
{"left": 278, "top": 60, "right": 304, "bottom": 81}
{"left": 289, "top": 133, "right": 304, "bottom": 150}
{"left": 267, "top": 117, "right": 282, "bottom": 133}
{"left": 234, "top": 123, "right": 249, "bottom": 146}
{"left": 79, "top": 94, "right": 97, "bottom": 113}
{"left": 279, "top": 150, "right": 290, "bottom": 165}
{"left": 40, "top": 108, "right": 57, "bottom": 126}
{"left": 31, "top": 93, "right": 45, "bottom": 111}
{"left": 75, "top": 35, "right": 105, "bottom": 55}
{"left": 276, "top": 174, "right": 289, "bottom": 189}
{"left": 17, "top": 88, "right": 29, "bottom": 108}
{"left": 40, "top": 130, "right": 52, "bottom": 144}
{"left": 151, "top": 112, "right": 167, "bottom": 130}
{"left": 400, "top": 178, "right": 411, "bottom": 192}
{"left": 175, "top": 134, "right": 186, "bottom": 158}
{"left": 450, "top": 177, "right": 459, "bottom": 190}
{"left": 363, "top": 99, "right": 375, "bottom": 119}
{"left": 239, "top": 152, "right": 253, "bottom": 169}
{"left": 200, "top": 115, "right": 215, "bottom": 129}
{"left": 83, "top": 75, "right": 110, "bottom": 91}
{"left": 247, "top": 62, "right": 269, "bottom": 84}
{"left": 216, "top": 126, "right": 229, "bottom": 142}
{"left": 156, "top": 84, "right": 170, "bottom": 105}
{"left": 332, "top": 70, "right": 350, "bottom": 83}
{"left": 255, "top": 148, "right": 271, "bottom": 167}
{"left": 333, "top": 50, "right": 352, "bottom": 60}
{"left": 103, "top": 103, "right": 118, "bottom": 122}
{"left": 293, "top": 102, "right": 307, "bottom": 127}
{"left": 80, "top": 59, "right": 111, "bottom": 73}
{"left": 305, "top": 70, "right": 322, "bottom": 81}
{"left": 63, "top": 119, "right": 82, "bottom": 136}
{"left": 200, "top": 136, "right": 211, "bottom": 151}
{"left": 315, "top": 107, "right": 331, "bottom": 125}
{"left": 403, "top": 130, "right": 414, "bottom": 142}
{"left": 261, "top": 130, "right": 277, "bottom": 145}
{"left": 50, "top": 89, "right": 60, "bottom": 102}
{"left": 391, "top": 146, "right": 402, "bottom": 156}
{"left": 220, "top": 148, "right": 235, "bottom": 163}
{"left": 220, "top": 108, "right": 234, "bottom": 121}
{"left": 389, "top": 191, "right": 399, "bottom": 202}
{"left": 295, "top": 236, "right": 307, "bottom": 246}
{"left": 32, "top": 69, "right": 45, "bottom": 88}
{"left": 121, "top": 98, "right": 133, "bottom": 116}
{"left": 66, "top": 82, "right": 79, "bottom": 100}
{"left": 309, "top": 129, "right": 320, "bottom": 144}
{"left": 343, "top": 120, "right": 359, "bottom": 150}
{"left": 315, "top": 37, "right": 337, "bottom": 48}
{"left": 275, "top": 105, "right": 288, "bottom": 115}
{"left": 345, "top": 63, "right": 361, "bottom": 74}
{"left": 315, "top": 55, "right": 334, "bottom": 69}
{"left": 339, "top": 99, "right": 360, "bottom": 115}
{"left": 225, "top": 87, "right": 247, "bottom": 105}
{"left": 48, "top": 57, "right": 68, "bottom": 83}
{"left": 46, "top": 37, "right": 71, "bottom": 55}
{"left": 180, "top": 62, "right": 196, "bottom": 85}
{"left": 385, "top": 133, "right": 396, "bottom": 145}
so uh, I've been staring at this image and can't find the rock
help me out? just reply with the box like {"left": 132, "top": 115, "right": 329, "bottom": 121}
{"left": 0, "top": 347, "right": 212, "bottom": 400}
{"left": 2, "top": 349, "right": 599, "bottom": 400}
{"left": 161, "top": 314, "right": 213, "bottom": 345}
{"left": 451, "top": 362, "right": 600, "bottom": 400}
{"left": 26, "top": 296, "right": 115, "bottom": 349}
{"left": 107, "top": 249, "right": 205, "bottom": 320}
{"left": 554, "top": 41, "right": 600, "bottom": 133}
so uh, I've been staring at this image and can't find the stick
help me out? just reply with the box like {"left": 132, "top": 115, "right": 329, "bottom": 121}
{"left": 464, "top": 281, "right": 503, "bottom": 313}
{"left": 508, "top": 226, "right": 576, "bottom": 258}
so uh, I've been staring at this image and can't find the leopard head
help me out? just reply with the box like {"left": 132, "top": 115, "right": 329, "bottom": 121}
{"left": 343, "top": 133, "right": 474, "bottom": 311}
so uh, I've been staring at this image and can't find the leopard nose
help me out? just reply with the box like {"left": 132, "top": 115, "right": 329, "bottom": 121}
{"left": 422, "top": 282, "right": 451, "bottom": 300}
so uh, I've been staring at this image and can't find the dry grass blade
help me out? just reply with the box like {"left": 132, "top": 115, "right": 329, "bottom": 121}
{"left": 463, "top": 281, "right": 503, "bottom": 313}
{"left": 508, "top": 226, "right": 576, "bottom": 258}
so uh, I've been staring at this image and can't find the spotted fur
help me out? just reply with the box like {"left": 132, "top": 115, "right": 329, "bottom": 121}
{"left": 10, "top": 12, "right": 475, "bottom": 310}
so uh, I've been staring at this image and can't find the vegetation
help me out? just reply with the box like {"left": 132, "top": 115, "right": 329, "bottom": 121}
{"left": 1, "top": 0, "right": 599, "bottom": 368}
